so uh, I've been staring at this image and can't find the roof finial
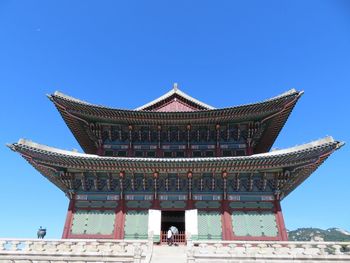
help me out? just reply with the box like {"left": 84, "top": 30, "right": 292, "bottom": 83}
{"left": 173, "top": 82, "right": 178, "bottom": 91}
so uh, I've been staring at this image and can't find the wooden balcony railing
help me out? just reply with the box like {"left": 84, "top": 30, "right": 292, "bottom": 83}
{"left": 161, "top": 231, "right": 186, "bottom": 244}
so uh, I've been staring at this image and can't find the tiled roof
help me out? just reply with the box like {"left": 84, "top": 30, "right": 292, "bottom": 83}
{"left": 8, "top": 137, "right": 341, "bottom": 169}
{"left": 48, "top": 89, "right": 303, "bottom": 154}
{"left": 8, "top": 137, "right": 343, "bottom": 199}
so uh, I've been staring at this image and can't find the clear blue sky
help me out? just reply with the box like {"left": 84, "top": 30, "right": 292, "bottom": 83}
{"left": 1, "top": 1, "right": 349, "bottom": 238}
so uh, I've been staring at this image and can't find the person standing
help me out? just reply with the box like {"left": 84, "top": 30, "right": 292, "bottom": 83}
{"left": 167, "top": 228, "right": 173, "bottom": 246}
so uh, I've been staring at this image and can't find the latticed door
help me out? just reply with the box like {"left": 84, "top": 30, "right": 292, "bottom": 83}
{"left": 197, "top": 211, "right": 222, "bottom": 240}
{"left": 71, "top": 210, "right": 115, "bottom": 235}
{"left": 124, "top": 210, "right": 149, "bottom": 239}
{"left": 231, "top": 211, "right": 278, "bottom": 237}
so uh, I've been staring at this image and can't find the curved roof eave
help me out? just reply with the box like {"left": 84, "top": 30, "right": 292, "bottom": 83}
{"left": 47, "top": 89, "right": 304, "bottom": 154}
{"left": 8, "top": 137, "right": 344, "bottom": 199}
{"left": 8, "top": 136, "right": 343, "bottom": 164}
{"left": 48, "top": 89, "right": 303, "bottom": 115}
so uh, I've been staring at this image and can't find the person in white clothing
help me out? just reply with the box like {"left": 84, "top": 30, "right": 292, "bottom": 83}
{"left": 167, "top": 228, "right": 173, "bottom": 246}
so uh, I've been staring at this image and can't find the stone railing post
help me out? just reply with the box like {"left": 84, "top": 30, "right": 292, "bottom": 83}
{"left": 133, "top": 243, "right": 142, "bottom": 263}
{"left": 346, "top": 244, "right": 350, "bottom": 255}
{"left": 186, "top": 242, "right": 195, "bottom": 263}
{"left": 148, "top": 231, "right": 154, "bottom": 247}
{"left": 11, "top": 241, "right": 20, "bottom": 251}
{"left": 186, "top": 232, "right": 192, "bottom": 249}
{"left": 316, "top": 243, "right": 327, "bottom": 255}
{"left": 0, "top": 240, "right": 6, "bottom": 251}
{"left": 331, "top": 244, "right": 342, "bottom": 255}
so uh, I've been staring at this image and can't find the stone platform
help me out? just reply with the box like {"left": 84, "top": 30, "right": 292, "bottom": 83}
{"left": 1, "top": 238, "right": 350, "bottom": 262}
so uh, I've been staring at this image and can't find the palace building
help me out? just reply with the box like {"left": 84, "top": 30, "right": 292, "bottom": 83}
{"left": 8, "top": 85, "right": 343, "bottom": 242}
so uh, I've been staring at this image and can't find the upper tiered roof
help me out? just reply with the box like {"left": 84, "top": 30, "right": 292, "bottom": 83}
{"left": 48, "top": 87, "right": 303, "bottom": 154}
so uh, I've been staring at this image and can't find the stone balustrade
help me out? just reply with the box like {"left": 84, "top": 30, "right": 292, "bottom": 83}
{"left": 186, "top": 240, "right": 350, "bottom": 262}
{"left": 2, "top": 238, "right": 350, "bottom": 263}
{"left": 0, "top": 238, "right": 153, "bottom": 263}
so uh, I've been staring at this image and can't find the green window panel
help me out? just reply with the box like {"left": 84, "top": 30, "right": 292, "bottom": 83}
{"left": 260, "top": 211, "right": 278, "bottom": 237}
{"left": 124, "top": 210, "right": 149, "bottom": 240}
{"left": 71, "top": 210, "right": 115, "bottom": 235}
{"left": 71, "top": 210, "right": 89, "bottom": 235}
{"left": 232, "top": 211, "right": 278, "bottom": 237}
{"left": 85, "top": 210, "right": 115, "bottom": 235}
{"left": 198, "top": 211, "right": 222, "bottom": 240}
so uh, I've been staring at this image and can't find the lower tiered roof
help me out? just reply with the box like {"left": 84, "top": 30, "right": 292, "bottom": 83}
{"left": 8, "top": 137, "right": 343, "bottom": 199}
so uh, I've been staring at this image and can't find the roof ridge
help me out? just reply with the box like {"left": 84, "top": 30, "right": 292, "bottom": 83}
{"left": 135, "top": 83, "right": 215, "bottom": 111}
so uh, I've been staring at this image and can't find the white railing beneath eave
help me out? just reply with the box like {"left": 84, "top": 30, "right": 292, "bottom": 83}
{"left": 186, "top": 240, "right": 350, "bottom": 262}
{"left": 0, "top": 238, "right": 153, "bottom": 263}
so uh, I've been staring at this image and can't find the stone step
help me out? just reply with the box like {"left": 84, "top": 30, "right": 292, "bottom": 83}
{"left": 150, "top": 245, "right": 187, "bottom": 263}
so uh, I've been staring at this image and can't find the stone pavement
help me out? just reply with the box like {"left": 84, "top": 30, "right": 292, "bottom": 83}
{"left": 150, "top": 245, "right": 187, "bottom": 263}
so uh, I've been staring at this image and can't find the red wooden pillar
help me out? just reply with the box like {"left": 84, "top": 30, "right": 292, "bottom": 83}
{"left": 96, "top": 144, "right": 104, "bottom": 156}
{"left": 186, "top": 124, "right": 191, "bottom": 157}
{"left": 187, "top": 171, "right": 195, "bottom": 209}
{"left": 275, "top": 199, "right": 288, "bottom": 241}
{"left": 62, "top": 198, "right": 75, "bottom": 239}
{"left": 156, "top": 125, "right": 162, "bottom": 157}
{"left": 215, "top": 124, "right": 221, "bottom": 157}
{"left": 221, "top": 195, "right": 234, "bottom": 240}
{"left": 152, "top": 172, "right": 161, "bottom": 209}
{"left": 114, "top": 200, "right": 126, "bottom": 239}
{"left": 246, "top": 146, "right": 253, "bottom": 155}
{"left": 128, "top": 125, "right": 133, "bottom": 157}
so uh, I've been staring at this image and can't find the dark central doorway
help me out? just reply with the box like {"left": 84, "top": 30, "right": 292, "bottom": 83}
{"left": 161, "top": 211, "right": 185, "bottom": 231}
{"left": 161, "top": 211, "right": 185, "bottom": 244}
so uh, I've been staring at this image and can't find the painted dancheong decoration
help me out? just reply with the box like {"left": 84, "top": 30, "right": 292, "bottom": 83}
{"left": 8, "top": 84, "right": 344, "bottom": 242}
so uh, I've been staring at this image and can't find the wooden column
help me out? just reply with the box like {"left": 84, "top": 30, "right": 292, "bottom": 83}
{"left": 221, "top": 171, "right": 234, "bottom": 240}
{"left": 114, "top": 200, "right": 125, "bottom": 239}
{"left": 215, "top": 124, "right": 221, "bottom": 157}
{"left": 114, "top": 171, "right": 126, "bottom": 239}
{"left": 96, "top": 144, "right": 104, "bottom": 156}
{"left": 246, "top": 123, "right": 255, "bottom": 155}
{"left": 186, "top": 124, "right": 191, "bottom": 157}
{"left": 275, "top": 198, "right": 288, "bottom": 241}
{"left": 152, "top": 171, "right": 160, "bottom": 209}
{"left": 187, "top": 171, "right": 195, "bottom": 209}
{"left": 62, "top": 198, "right": 75, "bottom": 239}
{"left": 156, "top": 125, "right": 162, "bottom": 157}
{"left": 128, "top": 125, "right": 133, "bottom": 157}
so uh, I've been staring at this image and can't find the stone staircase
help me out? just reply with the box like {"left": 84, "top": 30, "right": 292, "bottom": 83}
{"left": 150, "top": 245, "right": 187, "bottom": 263}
